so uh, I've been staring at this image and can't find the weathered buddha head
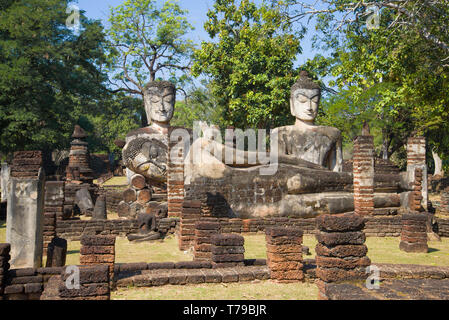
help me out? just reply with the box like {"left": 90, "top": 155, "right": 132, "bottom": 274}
{"left": 290, "top": 71, "right": 321, "bottom": 124}
{"left": 144, "top": 81, "right": 176, "bottom": 125}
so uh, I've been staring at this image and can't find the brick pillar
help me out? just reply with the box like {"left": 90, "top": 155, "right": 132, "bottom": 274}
{"left": 399, "top": 213, "right": 428, "bottom": 253}
{"left": 353, "top": 135, "right": 374, "bottom": 215}
{"left": 59, "top": 265, "right": 110, "bottom": 300}
{"left": 407, "top": 137, "right": 428, "bottom": 210}
{"left": 265, "top": 227, "right": 304, "bottom": 283}
{"left": 315, "top": 213, "right": 370, "bottom": 300}
{"left": 178, "top": 200, "right": 202, "bottom": 251}
{"left": 43, "top": 181, "right": 64, "bottom": 254}
{"left": 409, "top": 168, "right": 424, "bottom": 212}
{"left": 80, "top": 235, "right": 115, "bottom": 280}
{"left": 211, "top": 234, "right": 245, "bottom": 268}
{"left": 439, "top": 187, "right": 449, "bottom": 216}
{"left": 167, "top": 127, "right": 185, "bottom": 218}
{"left": 193, "top": 221, "right": 220, "bottom": 261}
{"left": 0, "top": 244, "right": 11, "bottom": 299}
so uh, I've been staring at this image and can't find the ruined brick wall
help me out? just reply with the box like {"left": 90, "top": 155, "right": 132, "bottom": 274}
{"left": 80, "top": 235, "right": 115, "bottom": 281}
{"left": 57, "top": 265, "right": 110, "bottom": 300}
{"left": 178, "top": 200, "right": 202, "bottom": 250}
{"left": 103, "top": 185, "right": 128, "bottom": 213}
{"left": 43, "top": 181, "right": 64, "bottom": 254}
{"left": 436, "top": 217, "right": 449, "bottom": 237}
{"left": 266, "top": 227, "right": 304, "bottom": 282}
{"left": 353, "top": 135, "right": 374, "bottom": 215}
{"left": 55, "top": 218, "right": 178, "bottom": 241}
{"left": 10, "top": 151, "right": 43, "bottom": 178}
{"left": 63, "top": 183, "right": 99, "bottom": 219}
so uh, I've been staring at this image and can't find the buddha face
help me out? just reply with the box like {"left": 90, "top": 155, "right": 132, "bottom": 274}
{"left": 144, "top": 87, "right": 175, "bottom": 124}
{"left": 290, "top": 88, "right": 320, "bottom": 123}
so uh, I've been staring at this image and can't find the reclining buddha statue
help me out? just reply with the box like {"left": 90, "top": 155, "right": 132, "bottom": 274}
{"left": 184, "top": 71, "right": 406, "bottom": 218}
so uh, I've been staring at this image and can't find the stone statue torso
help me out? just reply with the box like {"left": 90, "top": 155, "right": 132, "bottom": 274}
{"left": 275, "top": 125, "right": 342, "bottom": 171}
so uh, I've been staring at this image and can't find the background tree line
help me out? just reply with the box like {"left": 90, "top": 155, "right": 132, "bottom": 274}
{"left": 0, "top": 0, "right": 447, "bottom": 174}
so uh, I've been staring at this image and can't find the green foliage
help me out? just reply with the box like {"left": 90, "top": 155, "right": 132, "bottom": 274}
{"left": 171, "top": 82, "right": 225, "bottom": 129}
{"left": 192, "top": 0, "right": 304, "bottom": 129}
{"left": 0, "top": 0, "right": 109, "bottom": 155}
{"left": 74, "top": 94, "right": 142, "bottom": 158}
{"left": 107, "top": 0, "right": 195, "bottom": 94}
{"left": 305, "top": 1, "right": 449, "bottom": 163}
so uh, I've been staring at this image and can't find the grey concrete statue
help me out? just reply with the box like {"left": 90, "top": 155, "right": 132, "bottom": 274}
{"left": 122, "top": 81, "right": 175, "bottom": 183}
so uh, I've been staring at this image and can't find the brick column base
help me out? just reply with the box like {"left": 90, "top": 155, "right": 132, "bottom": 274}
{"left": 399, "top": 213, "right": 428, "bottom": 253}
{"left": 265, "top": 227, "right": 304, "bottom": 283}
{"left": 315, "top": 213, "right": 371, "bottom": 300}
{"left": 178, "top": 200, "right": 202, "bottom": 251}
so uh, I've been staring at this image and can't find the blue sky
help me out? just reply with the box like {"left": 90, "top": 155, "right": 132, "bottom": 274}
{"left": 75, "top": 0, "right": 320, "bottom": 66}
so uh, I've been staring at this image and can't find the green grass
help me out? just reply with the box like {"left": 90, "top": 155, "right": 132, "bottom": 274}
{"left": 112, "top": 281, "right": 318, "bottom": 300}
{"left": 0, "top": 220, "right": 5, "bottom": 243}
{"left": 100, "top": 176, "right": 128, "bottom": 186}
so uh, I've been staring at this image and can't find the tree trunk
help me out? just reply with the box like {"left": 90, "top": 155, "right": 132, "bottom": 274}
{"left": 432, "top": 149, "right": 444, "bottom": 176}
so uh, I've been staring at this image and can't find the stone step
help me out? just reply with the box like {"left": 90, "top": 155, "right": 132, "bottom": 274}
{"left": 115, "top": 266, "right": 270, "bottom": 288}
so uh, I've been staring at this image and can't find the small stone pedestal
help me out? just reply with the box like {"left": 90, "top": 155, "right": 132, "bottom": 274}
{"left": 46, "top": 237, "right": 67, "bottom": 267}
{"left": 211, "top": 234, "right": 245, "bottom": 268}
{"left": 193, "top": 221, "right": 220, "bottom": 261}
{"left": 265, "top": 227, "right": 304, "bottom": 283}
{"left": 399, "top": 213, "right": 428, "bottom": 253}
{"left": 315, "top": 213, "right": 371, "bottom": 300}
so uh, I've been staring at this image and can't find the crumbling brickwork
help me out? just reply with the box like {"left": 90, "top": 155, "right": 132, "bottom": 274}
{"left": 407, "top": 136, "right": 427, "bottom": 210}
{"left": 265, "top": 227, "right": 304, "bottom": 282}
{"left": 193, "top": 221, "right": 221, "bottom": 261}
{"left": 57, "top": 265, "right": 110, "bottom": 300}
{"left": 10, "top": 151, "right": 43, "bottom": 178}
{"left": 80, "top": 235, "right": 115, "bottom": 280}
{"left": 353, "top": 135, "right": 374, "bottom": 215}
{"left": 211, "top": 234, "right": 245, "bottom": 268}
{"left": 178, "top": 200, "right": 202, "bottom": 250}
{"left": 399, "top": 213, "right": 428, "bottom": 253}
{"left": 43, "top": 181, "right": 64, "bottom": 253}
{"left": 315, "top": 213, "right": 371, "bottom": 300}
{"left": 438, "top": 187, "right": 449, "bottom": 216}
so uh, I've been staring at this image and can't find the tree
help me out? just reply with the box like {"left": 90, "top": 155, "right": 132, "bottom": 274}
{"left": 171, "top": 81, "right": 225, "bottom": 129}
{"left": 294, "top": 1, "right": 449, "bottom": 167}
{"left": 0, "top": 0, "right": 109, "bottom": 155}
{"left": 107, "top": 0, "right": 195, "bottom": 102}
{"left": 192, "top": 0, "right": 304, "bottom": 130}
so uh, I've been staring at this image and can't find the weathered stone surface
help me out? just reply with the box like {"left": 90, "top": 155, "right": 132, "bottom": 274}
{"left": 315, "top": 231, "right": 366, "bottom": 246}
{"left": 46, "top": 237, "right": 67, "bottom": 267}
{"left": 211, "top": 234, "right": 244, "bottom": 246}
{"left": 266, "top": 227, "right": 303, "bottom": 237}
{"left": 75, "top": 188, "right": 94, "bottom": 214}
{"left": 1, "top": 162, "right": 10, "bottom": 203}
{"left": 316, "top": 213, "right": 365, "bottom": 232}
{"left": 315, "top": 243, "right": 368, "bottom": 258}
{"left": 399, "top": 241, "right": 428, "bottom": 253}
{"left": 92, "top": 195, "right": 107, "bottom": 220}
{"left": 6, "top": 174, "right": 45, "bottom": 269}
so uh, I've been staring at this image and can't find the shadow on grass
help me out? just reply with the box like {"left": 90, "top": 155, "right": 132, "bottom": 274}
{"left": 67, "top": 250, "right": 80, "bottom": 255}
{"left": 428, "top": 248, "right": 440, "bottom": 253}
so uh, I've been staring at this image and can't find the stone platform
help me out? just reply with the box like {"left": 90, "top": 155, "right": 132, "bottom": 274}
{"left": 325, "top": 279, "right": 449, "bottom": 300}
